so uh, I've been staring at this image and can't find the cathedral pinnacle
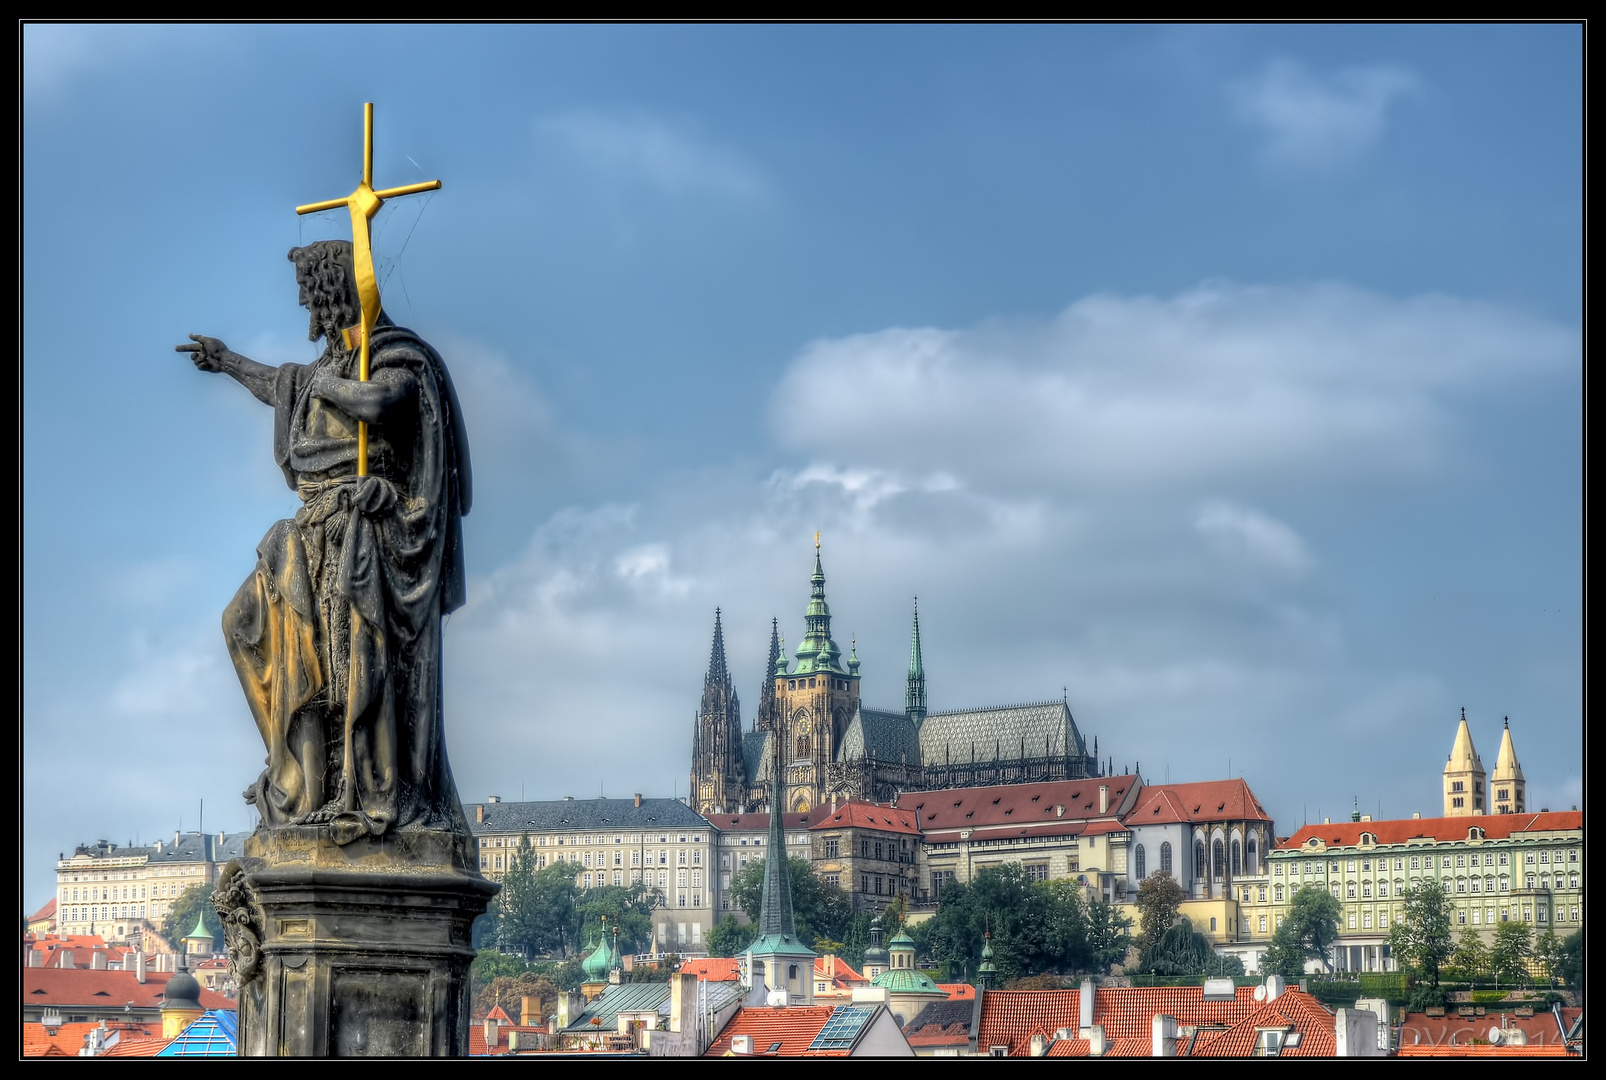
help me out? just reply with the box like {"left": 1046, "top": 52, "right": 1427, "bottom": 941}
{"left": 906, "top": 598, "right": 927, "bottom": 726}
{"left": 792, "top": 539, "right": 844, "bottom": 675}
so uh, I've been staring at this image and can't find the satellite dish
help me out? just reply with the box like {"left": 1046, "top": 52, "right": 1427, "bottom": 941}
{"left": 1488, "top": 1027, "right": 1504, "bottom": 1044}
{"left": 1253, "top": 985, "right": 1267, "bottom": 1002}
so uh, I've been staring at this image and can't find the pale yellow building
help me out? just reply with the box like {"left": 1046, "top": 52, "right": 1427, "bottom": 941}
{"left": 53, "top": 832, "right": 243, "bottom": 945}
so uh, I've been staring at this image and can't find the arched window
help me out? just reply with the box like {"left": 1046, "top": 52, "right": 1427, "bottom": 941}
{"left": 1135, "top": 845, "right": 1147, "bottom": 880}
{"left": 1231, "top": 839, "right": 1242, "bottom": 876}
{"left": 1213, "top": 839, "right": 1226, "bottom": 878}
{"left": 1161, "top": 842, "right": 1173, "bottom": 876}
{"left": 1196, "top": 841, "right": 1208, "bottom": 879}
{"left": 1247, "top": 837, "right": 1258, "bottom": 874}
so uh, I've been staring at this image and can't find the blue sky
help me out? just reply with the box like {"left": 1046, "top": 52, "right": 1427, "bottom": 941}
{"left": 23, "top": 24, "right": 1580, "bottom": 909}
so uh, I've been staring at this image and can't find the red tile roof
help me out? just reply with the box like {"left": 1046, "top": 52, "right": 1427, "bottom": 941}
{"left": 940, "top": 983, "right": 976, "bottom": 1001}
{"left": 682, "top": 956, "right": 743, "bottom": 982}
{"left": 486, "top": 1005, "right": 515, "bottom": 1023}
{"left": 23, "top": 968, "right": 235, "bottom": 1011}
{"left": 24, "top": 1021, "right": 107, "bottom": 1057}
{"left": 1399, "top": 1008, "right": 1580, "bottom": 1051}
{"left": 704, "top": 1006, "right": 850, "bottom": 1057}
{"left": 809, "top": 801, "right": 921, "bottom": 835}
{"left": 1280, "top": 811, "right": 1582, "bottom": 850}
{"left": 909, "top": 776, "right": 1141, "bottom": 838}
{"left": 979, "top": 985, "right": 1271, "bottom": 1057}
{"left": 1398, "top": 1043, "right": 1575, "bottom": 1057}
{"left": 709, "top": 811, "right": 821, "bottom": 832}
{"left": 28, "top": 898, "right": 58, "bottom": 923}
{"left": 28, "top": 934, "right": 136, "bottom": 970}
{"left": 1186, "top": 991, "right": 1336, "bottom": 1057}
{"left": 906, "top": 1021, "right": 972, "bottom": 1048}
{"left": 1123, "top": 779, "right": 1272, "bottom": 826}
{"left": 97, "top": 1034, "right": 174, "bottom": 1057}
{"left": 814, "top": 955, "right": 866, "bottom": 986}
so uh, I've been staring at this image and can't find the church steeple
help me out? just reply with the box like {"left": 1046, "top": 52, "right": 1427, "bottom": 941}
{"left": 1491, "top": 716, "right": 1526, "bottom": 814}
{"left": 792, "top": 538, "right": 844, "bottom": 675}
{"left": 757, "top": 618, "right": 783, "bottom": 732}
{"left": 906, "top": 597, "right": 927, "bottom": 727}
{"left": 1443, "top": 707, "right": 1487, "bottom": 817}
{"left": 691, "top": 609, "right": 743, "bottom": 815}
{"left": 745, "top": 702, "right": 815, "bottom": 1004}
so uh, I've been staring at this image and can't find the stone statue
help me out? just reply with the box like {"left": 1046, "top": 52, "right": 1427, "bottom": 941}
{"left": 178, "top": 238, "right": 472, "bottom": 845}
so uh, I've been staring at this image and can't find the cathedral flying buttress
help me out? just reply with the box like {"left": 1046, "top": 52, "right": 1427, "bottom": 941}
{"left": 690, "top": 542, "right": 1103, "bottom": 817}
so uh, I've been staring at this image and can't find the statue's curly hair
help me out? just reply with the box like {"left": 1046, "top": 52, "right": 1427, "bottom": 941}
{"left": 288, "top": 240, "right": 360, "bottom": 341}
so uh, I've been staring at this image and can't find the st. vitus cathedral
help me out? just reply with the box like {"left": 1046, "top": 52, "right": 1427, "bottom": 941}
{"left": 690, "top": 543, "right": 1101, "bottom": 815}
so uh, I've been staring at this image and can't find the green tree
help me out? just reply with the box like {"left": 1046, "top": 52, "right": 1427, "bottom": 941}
{"left": 912, "top": 864, "right": 1101, "bottom": 982}
{"left": 706, "top": 916, "right": 758, "bottom": 958}
{"left": 727, "top": 857, "right": 854, "bottom": 948}
{"left": 1557, "top": 930, "right": 1582, "bottom": 999}
{"left": 1141, "top": 916, "right": 1211, "bottom": 975}
{"left": 1450, "top": 925, "right": 1490, "bottom": 987}
{"left": 164, "top": 883, "right": 223, "bottom": 952}
{"left": 1285, "top": 885, "right": 1343, "bottom": 975}
{"left": 497, "top": 841, "right": 581, "bottom": 957}
{"left": 1389, "top": 880, "right": 1453, "bottom": 987}
{"left": 576, "top": 882, "right": 658, "bottom": 955}
{"left": 1261, "top": 918, "right": 1309, "bottom": 980}
{"left": 1491, "top": 920, "right": 1533, "bottom": 988}
{"left": 1134, "top": 872, "right": 1185, "bottom": 950}
{"left": 1533, "top": 930, "right": 1564, "bottom": 989}
{"left": 1084, "top": 896, "right": 1134, "bottom": 975}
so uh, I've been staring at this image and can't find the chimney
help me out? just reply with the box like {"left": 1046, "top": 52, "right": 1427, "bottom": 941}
{"left": 556, "top": 992, "right": 577, "bottom": 1030}
{"left": 1098, "top": 786, "right": 1110, "bottom": 814}
{"left": 133, "top": 952, "right": 147, "bottom": 984}
{"left": 475, "top": 805, "right": 485, "bottom": 824}
{"left": 635, "top": 793, "right": 643, "bottom": 808}
{"left": 488, "top": 795, "right": 500, "bottom": 804}
{"left": 1080, "top": 978, "right": 1095, "bottom": 1032}
{"left": 507, "top": 1030, "right": 520, "bottom": 1052}
{"left": 1263, "top": 974, "right": 1284, "bottom": 1001}
{"left": 1030, "top": 1032, "right": 1048, "bottom": 1057}
{"left": 483, "top": 1017, "right": 498, "bottom": 1050}
{"left": 61, "top": 950, "right": 74, "bottom": 969}
{"left": 173, "top": 830, "right": 181, "bottom": 847}
{"left": 28, "top": 949, "right": 42, "bottom": 968}
{"left": 1413, "top": 812, "right": 1421, "bottom": 819}
{"left": 91, "top": 949, "right": 108, "bottom": 970}
{"left": 668, "top": 972, "right": 698, "bottom": 1033}
{"left": 521, "top": 995, "right": 539, "bottom": 1028}
{"left": 1152, "top": 1014, "right": 1177, "bottom": 1057}
{"left": 1087, "top": 1025, "right": 1106, "bottom": 1057}
{"left": 731, "top": 1034, "right": 754, "bottom": 1055}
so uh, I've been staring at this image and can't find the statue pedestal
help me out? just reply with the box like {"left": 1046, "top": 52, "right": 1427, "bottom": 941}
{"left": 219, "top": 827, "right": 497, "bottom": 1057}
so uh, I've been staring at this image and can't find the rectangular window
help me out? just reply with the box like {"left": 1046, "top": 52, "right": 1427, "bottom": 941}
{"left": 1458, "top": 909, "right": 1466, "bottom": 924}
{"left": 614, "top": 872, "right": 622, "bottom": 887}
{"left": 1526, "top": 853, "right": 1536, "bottom": 865}
{"left": 1348, "top": 913, "right": 1356, "bottom": 929}
{"left": 824, "top": 874, "right": 840, "bottom": 889}
{"left": 1259, "top": 916, "right": 1267, "bottom": 933}
{"left": 861, "top": 875, "right": 869, "bottom": 893}
{"left": 1363, "top": 912, "right": 1372, "bottom": 929}
{"left": 862, "top": 840, "right": 870, "bottom": 857}
{"left": 1347, "top": 883, "right": 1356, "bottom": 898}
{"left": 825, "top": 839, "right": 839, "bottom": 859}
{"left": 1456, "top": 854, "right": 1465, "bottom": 867}
{"left": 1540, "top": 851, "right": 1549, "bottom": 864}
{"left": 1024, "top": 863, "right": 1049, "bottom": 882}
{"left": 1410, "top": 856, "right": 1419, "bottom": 870}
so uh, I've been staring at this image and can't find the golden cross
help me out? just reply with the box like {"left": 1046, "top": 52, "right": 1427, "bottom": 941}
{"left": 814, "top": 531, "right": 821, "bottom": 550}
{"left": 295, "top": 102, "right": 441, "bottom": 476}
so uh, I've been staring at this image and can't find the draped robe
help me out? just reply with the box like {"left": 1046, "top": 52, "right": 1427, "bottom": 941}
{"left": 224, "top": 315, "right": 471, "bottom": 842}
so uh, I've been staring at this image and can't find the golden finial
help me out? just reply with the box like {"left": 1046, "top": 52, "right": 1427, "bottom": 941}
{"left": 814, "top": 531, "right": 821, "bottom": 550}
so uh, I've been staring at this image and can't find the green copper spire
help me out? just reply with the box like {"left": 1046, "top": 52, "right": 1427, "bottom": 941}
{"left": 758, "top": 729, "right": 797, "bottom": 939}
{"left": 906, "top": 597, "right": 927, "bottom": 726}
{"left": 977, "top": 927, "right": 997, "bottom": 990}
{"left": 848, "top": 635, "right": 860, "bottom": 676}
{"left": 792, "top": 538, "right": 845, "bottom": 675}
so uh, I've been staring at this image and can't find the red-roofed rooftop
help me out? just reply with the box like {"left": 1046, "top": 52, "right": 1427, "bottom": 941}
{"left": 809, "top": 801, "right": 921, "bottom": 835}
{"left": 1280, "top": 811, "right": 1581, "bottom": 851}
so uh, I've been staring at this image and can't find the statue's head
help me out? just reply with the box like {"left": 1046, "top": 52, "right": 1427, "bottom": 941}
{"left": 288, "top": 240, "right": 360, "bottom": 345}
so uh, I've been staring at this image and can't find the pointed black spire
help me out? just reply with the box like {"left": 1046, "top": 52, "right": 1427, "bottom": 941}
{"left": 757, "top": 618, "right": 781, "bottom": 732}
{"left": 692, "top": 609, "right": 742, "bottom": 814}
{"left": 906, "top": 597, "right": 927, "bottom": 726}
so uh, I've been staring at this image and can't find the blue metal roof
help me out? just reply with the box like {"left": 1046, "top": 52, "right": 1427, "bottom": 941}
{"left": 155, "top": 1010, "right": 238, "bottom": 1056}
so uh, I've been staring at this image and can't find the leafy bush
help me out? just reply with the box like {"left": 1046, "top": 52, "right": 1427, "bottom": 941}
{"left": 1358, "top": 972, "right": 1409, "bottom": 1002}
{"left": 1308, "top": 980, "right": 1364, "bottom": 1008}
{"left": 1470, "top": 990, "right": 1508, "bottom": 1004}
{"left": 1405, "top": 983, "right": 1448, "bottom": 1013}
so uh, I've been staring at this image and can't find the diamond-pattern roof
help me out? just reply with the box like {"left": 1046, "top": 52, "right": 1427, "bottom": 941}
{"left": 468, "top": 796, "right": 710, "bottom": 834}
{"left": 838, "top": 706, "right": 920, "bottom": 764}
{"left": 918, "top": 700, "right": 1086, "bottom": 765}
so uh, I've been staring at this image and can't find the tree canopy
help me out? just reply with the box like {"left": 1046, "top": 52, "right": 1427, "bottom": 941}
{"left": 1135, "top": 872, "right": 1185, "bottom": 950}
{"left": 726, "top": 856, "right": 855, "bottom": 950}
{"left": 1284, "top": 885, "right": 1343, "bottom": 975}
{"left": 163, "top": 883, "right": 224, "bottom": 952}
{"left": 1491, "top": 920, "right": 1533, "bottom": 987}
{"left": 1388, "top": 879, "right": 1453, "bottom": 986}
{"left": 913, "top": 864, "right": 1130, "bottom": 982}
{"left": 487, "top": 836, "right": 663, "bottom": 959}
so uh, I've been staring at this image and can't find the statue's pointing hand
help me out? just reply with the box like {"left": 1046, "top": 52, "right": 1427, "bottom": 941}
{"left": 176, "top": 333, "right": 230, "bottom": 373}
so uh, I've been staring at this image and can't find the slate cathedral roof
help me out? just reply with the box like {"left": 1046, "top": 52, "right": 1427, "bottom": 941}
{"left": 467, "top": 797, "right": 711, "bottom": 835}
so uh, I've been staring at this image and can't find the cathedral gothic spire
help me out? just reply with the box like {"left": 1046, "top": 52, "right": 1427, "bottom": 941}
{"left": 757, "top": 618, "right": 782, "bottom": 732}
{"left": 691, "top": 609, "right": 744, "bottom": 815}
{"left": 906, "top": 597, "right": 927, "bottom": 727}
{"left": 1491, "top": 716, "right": 1527, "bottom": 814}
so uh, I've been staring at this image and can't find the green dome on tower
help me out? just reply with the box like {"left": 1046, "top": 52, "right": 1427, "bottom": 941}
{"left": 581, "top": 936, "right": 612, "bottom": 981}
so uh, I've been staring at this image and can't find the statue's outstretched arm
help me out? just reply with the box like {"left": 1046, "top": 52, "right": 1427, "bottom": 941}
{"left": 308, "top": 368, "right": 415, "bottom": 425}
{"left": 176, "top": 334, "right": 278, "bottom": 406}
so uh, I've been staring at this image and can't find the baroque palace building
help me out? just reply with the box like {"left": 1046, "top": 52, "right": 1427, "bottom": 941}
{"left": 690, "top": 542, "right": 1101, "bottom": 816}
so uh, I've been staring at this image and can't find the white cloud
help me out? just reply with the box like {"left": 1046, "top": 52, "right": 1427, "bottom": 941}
{"left": 769, "top": 282, "right": 1576, "bottom": 494}
{"left": 537, "top": 112, "right": 769, "bottom": 200}
{"left": 1231, "top": 58, "right": 1419, "bottom": 169}
{"left": 1195, "top": 502, "right": 1313, "bottom": 573}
